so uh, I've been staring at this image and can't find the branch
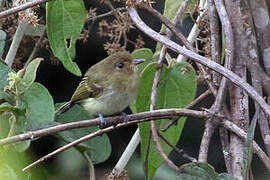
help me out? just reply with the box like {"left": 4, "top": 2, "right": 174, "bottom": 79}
{"left": 22, "top": 109, "right": 206, "bottom": 171}
{"left": 0, "top": 108, "right": 206, "bottom": 146}
{"left": 127, "top": 6, "right": 270, "bottom": 120}
{"left": 21, "top": 110, "right": 270, "bottom": 172}
{"left": 198, "top": 0, "right": 235, "bottom": 163}
{"left": 5, "top": 21, "right": 28, "bottom": 67}
{"left": 0, "top": 0, "right": 51, "bottom": 18}
{"left": 162, "top": 89, "right": 212, "bottom": 131}
{"left": 221, "top": 119, "right": 270, "bottom": 171}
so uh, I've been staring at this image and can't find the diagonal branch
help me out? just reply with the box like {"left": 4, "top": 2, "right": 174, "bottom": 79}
{"left": 127, "top": 6, "right": 270, "bottom": 119}
{"left": 0, "top": 0, "right": 51, "bottom": 18}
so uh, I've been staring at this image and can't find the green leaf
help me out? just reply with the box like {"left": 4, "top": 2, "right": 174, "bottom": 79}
{"left": 21, "top": 82, "right": 55, "bottom": 130}
{"left": 219, "top": 173, "right": 234, "bottom": 180}
{"left": 46, "top": 0, "right": 86, "bottom": 76}
{"left": 177, "top": 163, "right": 234, "bottom": 180}
{"left": 132, "top": 48, "right": 155, "bottom": 76}
{"left": 0, "top": 61, "right": 14, "bottom": 92}
{"left": 21, "top": 58, "right": 43, "bottom": 89}
{"left": 0, "top": 113, "right": 10, "bottom": 138}
{"left": 0, "top": 103, "right": 26, "bottom": 116}
{"left": 55, "top": 104, "right": 111, "bottom": 164}
{"left": 179, "top": 162, "right": 219, "bottom": 180}
{"left": 0, "top": 164, "right": 20, "bottom": 180}
{"left": 242, "top": 110, "right": 257, "bottom": 178}
{"left": 0, "top": 30, "right": 6, "bottom": 58}
{"left": 0, "top": 149, "right": 31, "bottom": 180}
{"left": 136, "top": 62, "right": 197, "bottom": 179}
{"left": 130, "top": 48, "right": 154, "bottom": 112}
{"left": 12, "top": 140, "right": 31, "bottom": 153}
{"left": 132, "top": 48, "right": 154, "bottom": 62}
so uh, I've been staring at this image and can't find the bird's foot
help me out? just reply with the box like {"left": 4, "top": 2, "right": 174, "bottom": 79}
{"left": 98, "top": 113, "right": 107, "bottom": 128}
{"left": 122, "top": 112, "right": 129, "bottom": 122}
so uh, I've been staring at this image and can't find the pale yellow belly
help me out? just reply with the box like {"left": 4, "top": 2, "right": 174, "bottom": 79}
{"left": 80, "top": 88, "right": 137, "bottom": 117}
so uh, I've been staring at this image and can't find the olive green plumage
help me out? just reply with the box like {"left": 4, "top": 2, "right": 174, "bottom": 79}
{"left": 56, "top": 51, "right": 144, "bottom": 116}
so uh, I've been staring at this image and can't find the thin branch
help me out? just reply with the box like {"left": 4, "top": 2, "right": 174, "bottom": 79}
{"left": 23, "top": 28, "right": 46, "bottom": 69}
{"left": 149, "top": 35, "right": 175, "bottom": 171}
{"left": 221, "top": 119, "right": 270, "bottom": 171}
{"left": 157, "top": 131, "right": 197, "bottom": 162}
{"left": 0, "top": 0, "right": 51, "bottom": 18}
{"left": 162, "top": 89, "right": 212, "bottom": 131}
{"left": 88, "top": 7, "right": 126, "bottom": 22}
{"left": 0, "top": 108, "right": 207, "bottom": 146}
{"left": 128, "top": 7, "right": 270, "bottom": 120}
{"left": 207, "top": 0, "right": 221, "bottom": 86}
{"left": 151, "top": 120, "right": 179, "bottom": 171}
{"left": 22, "top": 109, "right": 205, "bottom": 171}
{"left": 198, "top": 0, "right": 235, "bottom": 163}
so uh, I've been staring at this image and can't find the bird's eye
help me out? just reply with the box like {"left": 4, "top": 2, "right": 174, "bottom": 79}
{"left": 116, "top": 62, "right": 124, "bottom": 69}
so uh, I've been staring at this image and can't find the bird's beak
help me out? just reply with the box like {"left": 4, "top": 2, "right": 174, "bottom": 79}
{"left": 132, "top": 59, "right": 145, "bottom": 65}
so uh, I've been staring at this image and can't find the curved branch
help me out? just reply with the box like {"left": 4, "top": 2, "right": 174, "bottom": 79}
{"left": 127, "top": 7, "right": 270, "bottom": 119}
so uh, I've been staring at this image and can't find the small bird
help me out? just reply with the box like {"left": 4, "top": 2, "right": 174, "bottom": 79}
{"left": 56, "top": 51, "right": 144, "bottom": 125}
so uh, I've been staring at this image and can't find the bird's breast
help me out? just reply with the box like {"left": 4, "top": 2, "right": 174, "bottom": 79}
{"left": 80, "top": 85, "right": 138, "bottom": 117}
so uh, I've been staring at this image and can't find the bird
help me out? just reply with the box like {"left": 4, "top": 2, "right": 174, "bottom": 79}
{"left": 56, "top": 51, "right": 144, "bottom": 126}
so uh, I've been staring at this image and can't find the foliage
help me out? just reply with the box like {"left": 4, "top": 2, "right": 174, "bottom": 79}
{"left": 55, "top": 104, "right": 111, "bottom": 164}
{"left": 46, "top": 0, "right": 86, "bottom": 76}
{"left": 176, "top": 162, "right": 234, "bottom": 180}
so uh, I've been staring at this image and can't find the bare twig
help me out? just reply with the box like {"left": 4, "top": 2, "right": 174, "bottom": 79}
{"left": 149, "top": 44, "right": 176, "bottom": 170}
{"left": 23, "top": 28, "right": 46, "bottom": 69}
{"left": 151, "top": 121, "right": 179, "bottom": 171}
{"left": 163, "top": 89, "right": 212, "bottom": 131}
{"left": 0, "top": 0, "right": 51, "bottom": 18}
{"left": 157, "top": 131, "right": 197, "bottom": 162}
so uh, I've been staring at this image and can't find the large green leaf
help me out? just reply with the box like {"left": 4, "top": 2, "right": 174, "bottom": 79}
{"left": 10, "top": 83, "right": 54, "bottom": 151}
{"left": 0, "top": 149, "right": 31, "bottom": 180}
{"left": 55, "top": 104, "right": 111, "bottom": 164}
{"left": 46, "top": 0, "right": 86, "bottom": 76}
{"left": 136, "top": 61, "right": 197, "bottom": 179}
{"left": 21, "top": 82, "right": 55, "bottom": 130}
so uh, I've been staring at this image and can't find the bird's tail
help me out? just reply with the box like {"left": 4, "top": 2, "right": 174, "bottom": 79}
{"left": 55, "top": 101, "right": 72, "bottom": 114}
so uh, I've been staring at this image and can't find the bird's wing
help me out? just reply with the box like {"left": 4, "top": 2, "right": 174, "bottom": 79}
{"left": 55, "top": 78, "right": 103, "bottom": 115}
{"left": 70, "top": 77, "right": 103, "bottom": 104}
